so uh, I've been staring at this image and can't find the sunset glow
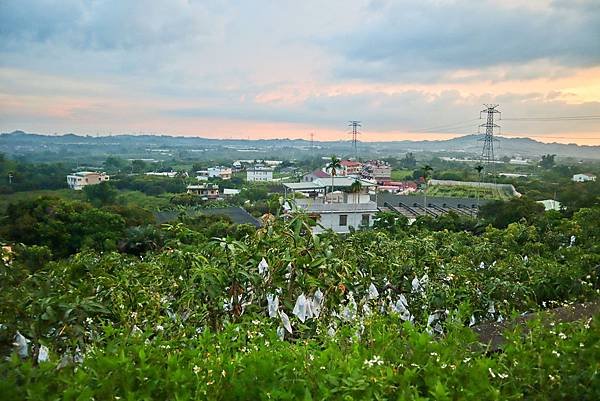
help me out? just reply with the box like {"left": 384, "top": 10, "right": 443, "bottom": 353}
{"left": 1, "top": 1, "right": 599, "bottom": 144}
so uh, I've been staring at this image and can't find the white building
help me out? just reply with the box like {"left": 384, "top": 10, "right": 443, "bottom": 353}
{"left": 288, "top": 199, "right": 378, "bottom": 234}
{"left": 196, "top": 167, "right": 232, "bottom": 180}
{"left": 145, "top": 171, "right": 178, "bottom": 178}
{"left": 208, "top": 166, "right": 232, "bottom": 180}
{"left": 537, "top": 199, "right": 561, "bottom": 211}
{"left": 246, "top": 166, "right": 274, "bottom": 182}
{"left": 223, "top": 188, "right": 241, "bottom": 197}
{"left": 572, "top": 173, "right": 596, "bottom": 182}
{"left": 66, "top": 171, "right": 110, "bottom": 190}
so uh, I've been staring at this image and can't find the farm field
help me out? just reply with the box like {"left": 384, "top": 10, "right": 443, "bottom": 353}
{"left": 2, "top": 207, "right": 599, "bottom": 399}
{"left": 426, "top": 184, "right": 513, "bottom": 200}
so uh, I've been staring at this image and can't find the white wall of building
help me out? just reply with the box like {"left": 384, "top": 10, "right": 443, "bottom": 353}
{"left": 247, "top": 168, "right": 273, "bottom": 181}
{"left": 312, "top": 211, "right": 375, "bottom": 233}
{"left": 572, "top": 174, "right": 596, "bottom": 182}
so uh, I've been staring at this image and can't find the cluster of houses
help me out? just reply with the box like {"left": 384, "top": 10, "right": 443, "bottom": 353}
{"left": 304, "top": 159, "right": 391, "bottom": 182}
{"left": 303, "top": 159, "right": 417, "bottom": 195}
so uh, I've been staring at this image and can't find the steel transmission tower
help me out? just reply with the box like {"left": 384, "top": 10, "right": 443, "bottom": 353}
{"left": 479, "top": 105, "right": 501, "bottom": 180}
{"left": 348, "top": 120, "right": 361, "bottom": 160}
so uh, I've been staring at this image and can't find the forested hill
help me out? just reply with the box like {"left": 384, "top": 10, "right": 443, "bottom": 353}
{"left": 2, "top": 131, "right": 600, "bottom": 161}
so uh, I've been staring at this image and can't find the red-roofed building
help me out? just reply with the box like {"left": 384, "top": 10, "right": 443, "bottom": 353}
{"left": 303, "top": 169, "right": 331, "bottom": 182}
{"left": 380, "top": 181, "right": 418, "bottom": 194}
{"left": 339, "top": 160, "right": 363, "bottom": 176}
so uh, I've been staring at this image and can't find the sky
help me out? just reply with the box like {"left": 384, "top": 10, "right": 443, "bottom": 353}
{"left": 1, "top": 0, "right": 600, "bottom": 145}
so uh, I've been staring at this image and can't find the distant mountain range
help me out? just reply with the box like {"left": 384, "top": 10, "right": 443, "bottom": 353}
{"left": 1, "top": 130, "right": 599, "bottom": 160}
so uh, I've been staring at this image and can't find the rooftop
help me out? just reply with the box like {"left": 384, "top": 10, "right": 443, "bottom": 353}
{"left": 293, "top": 201, "right": 379, "bottom": 213}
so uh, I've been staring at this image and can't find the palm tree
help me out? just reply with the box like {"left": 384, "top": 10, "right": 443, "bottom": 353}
{"left": 422, "top": 164, "right": 433, "bottom": 213}
{"left": 326, "top": 156, "right": 341, "bottom": 202}
{"left": 474, "top": 164, "right": 484, "bottom": 209}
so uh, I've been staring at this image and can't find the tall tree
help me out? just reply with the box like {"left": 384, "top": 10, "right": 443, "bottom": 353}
{"left": 540, "top": 154, "right": 556, "bottom": 169}
{"left": 326, "top": 156, "right": 341, "bottom": 200}
{"left": 401, "top": 152, "right": 417, "bottom": 168}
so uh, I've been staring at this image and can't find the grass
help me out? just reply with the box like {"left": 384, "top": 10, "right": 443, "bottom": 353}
{"left": 426, "top": 184, "right": 512, "bottom": 200}
{"left": 390, "top": 169, "right": 413, "bottom": 181}
{"left": 116, "top": 190, "right": 173, "bottom": 210}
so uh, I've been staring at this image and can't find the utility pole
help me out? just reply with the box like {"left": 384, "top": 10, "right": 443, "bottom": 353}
{"left": 479, "top": 105, "right": 501, "bottom": 182}
{"left": 348, "top": 120, "right": 361, "bottom": 160}
{"left": 310, "top": 132, "right": 314, "bottom": 150}
{"left": 8, "top": 173, "right": 13, "bottom": 185}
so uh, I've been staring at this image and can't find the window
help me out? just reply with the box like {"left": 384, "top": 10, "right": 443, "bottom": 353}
{"left": 339, "top": 214, "right": 348, "bottom": 226}
{"left": 361, "top": 214, "right": 370, "bottom": 226}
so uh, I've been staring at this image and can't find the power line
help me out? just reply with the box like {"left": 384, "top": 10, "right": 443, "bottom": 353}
{"left": 503, "top": 114, "right": 600, "bottom": 121}
{"left": 411, "top": 118, "right": 480, "bottom": 133}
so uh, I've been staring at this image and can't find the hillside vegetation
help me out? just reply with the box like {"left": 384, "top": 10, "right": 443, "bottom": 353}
{"left": 1, "top": 205, "right": 599, "bottom": 400}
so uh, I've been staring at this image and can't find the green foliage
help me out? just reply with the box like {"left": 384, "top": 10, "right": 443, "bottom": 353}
{"left": 479, "top": 197, "right": 546, "bottom": 228}
{"left": 113, "top": 175, "right": 186, "bottom": 196}
{"left": 83, "top": 181, "right": 117, "bottom": 206}
{"left": 1, "top": 198, "right": 599, "bottom": 399}
{"left": 0, "top": 155, "right": 73, "bottom": 194}
{"left": 1, "top": 197, "right": 126, "bottom": 257}
{"left": 373, "top": 211, "right": 408, "bottom": 233}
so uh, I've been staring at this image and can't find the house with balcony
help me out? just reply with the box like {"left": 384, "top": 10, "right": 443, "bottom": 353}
{"left": 186, "top": 183, "right": 220, "bottom": 199}
{"left": 339, "top": 160, "right": 363, "bottom": 176}
{"left": 66, "top": 171, "right": 110, "bottom": 190}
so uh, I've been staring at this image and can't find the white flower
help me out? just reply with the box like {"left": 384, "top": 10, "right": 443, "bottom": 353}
{"left": 364, "top": 355, "right": 384, "bottom": 367}
{"left": 155, "top": 324, "right": 164, "bottom": 331}
{"left": 552, "top": 350, "right": 561, "bottom": 357}
{"left": 193, "top": 365, "right": 201, "bottom": 374}
{"left": 558, "top": 332, "right": 567, "bottom": 340}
